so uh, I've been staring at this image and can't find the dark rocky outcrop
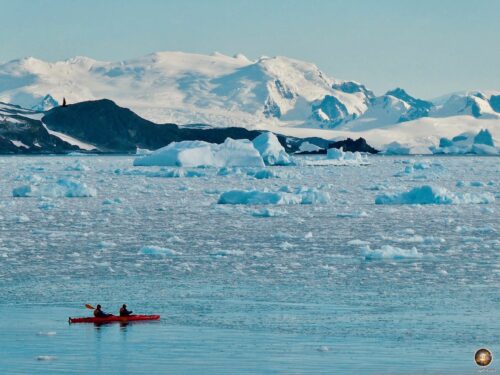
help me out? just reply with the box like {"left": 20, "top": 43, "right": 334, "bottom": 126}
{"left": 329, "top": 137, "right": 379, "bottom": 153}
{"left": 0, "top": 110, "right": 79, "bottom": 154}
{"left": 2, "top": 99, "right": 377, "bottom": 155}
{"left": 294, "top": 137, "right": 379, "bottom": 154}
{"left": 43, "top": 99, "right": 263, "bottom": 152}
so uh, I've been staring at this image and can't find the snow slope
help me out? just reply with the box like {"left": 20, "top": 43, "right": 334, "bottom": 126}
{"left": 0, "top": 52, "right": 370, "bottom": 129}
{"left": 0, "top": 51, "right": 499, "bottom": 153}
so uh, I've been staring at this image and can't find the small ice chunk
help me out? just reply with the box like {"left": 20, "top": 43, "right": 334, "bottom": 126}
{"left": 16, "top": 214, "right": 30, "bottom": 223}
{"left": 37, "top": 331, "right": 57, "bottom": 336}
{"left": 36, "top": 355, "right": 56, "bottom": 361}
{"left": 336, "top": 210, "right": 369, "bottom": 218}
{"left": 362, "top": 245, "right": 422, "bottom": 260}
{"left": 138, "top": 246, "right": 180, "bottom": 256}
{"left": 347, "top": 239, "right": 370, "bottom": 246}
{"left": 13, "top": 178, "right": 97, "bottom": 198}
{"left": 251, "top": 208, "right": 286, "bottom": 217}
{"left": 249, "top": 169, "right": 280, "bottom": 179}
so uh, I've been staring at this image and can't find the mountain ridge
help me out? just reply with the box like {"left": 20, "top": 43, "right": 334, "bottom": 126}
{"left": 0, "top": 51, "right": 499, "bottom": 152}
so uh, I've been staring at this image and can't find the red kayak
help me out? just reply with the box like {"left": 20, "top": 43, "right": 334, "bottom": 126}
{"left": 69, "top": 315, "right": 160, "bottom": 324}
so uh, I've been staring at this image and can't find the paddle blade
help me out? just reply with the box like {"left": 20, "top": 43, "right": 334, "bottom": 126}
{"left": 85, "top": 304, "right": 95, "bottom": 310}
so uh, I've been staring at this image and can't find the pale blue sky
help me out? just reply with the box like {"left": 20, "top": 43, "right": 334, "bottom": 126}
{"left": 1, "top": 0, "right": 498, "bottom": 98}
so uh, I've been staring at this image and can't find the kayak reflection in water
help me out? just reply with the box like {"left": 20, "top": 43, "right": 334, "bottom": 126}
{"left": 120, "top": 304, "right": 133, "bottom": 317}
{"left": 94, "top": 304, "right": 113, "bottom": 318}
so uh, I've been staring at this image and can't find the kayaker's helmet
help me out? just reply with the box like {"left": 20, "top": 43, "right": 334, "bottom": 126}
{"left": 122, "top": 304, "right": 127, "bottom": 308}
{"left": 96, "top": 304, "right": 101, "bottom": 309}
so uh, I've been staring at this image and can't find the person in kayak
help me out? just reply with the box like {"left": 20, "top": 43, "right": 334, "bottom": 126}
{"left": 119, "top": 304, "right": 133, "bottom": 317}
{"left": 94, "top": 304, "right": 113, "bottom": 318}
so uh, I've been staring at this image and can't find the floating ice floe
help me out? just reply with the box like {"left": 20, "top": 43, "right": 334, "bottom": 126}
{"left": 298, "top": 148, "right": 369, "bottom": 166}
{"left": 469, "top": 181, "right": 485, "bottom": 187}
{"left": 37, "top": 331, "right": 57, "bottom": 336}
{"left": 16, "top": 214, "right": 30, "bottom": 223}
{"left": 347, "top": 239, "right": 370, "bottom": 246}
{"left": 317, "top": 345, "right": 330, "bottom": 352}
{"left": 36, "top": 356, "right": 57, "bottom": 361}
{"left": 393, "top": 160, "right": 439, "bottom": 177}
{"left": 218, "top": 186, "right": 331, "bottom": 205}
{"left": 431, "top": 129, "right": 499, "bottom": 155}
{"left": 210, "top": 249, "right": 245, "bottom": 257}
{"left": 336, "top": 210, "right": 369, "bottom": 218}
{"left": 252, "top": 132, "right": 292, "bottom": 165}
{"left": 138, "top": 246, "right": 180, "bottom": 256}
{"left": 114, "top": 168, "right": 204, "bottom": 178}
{"left": 247, "top": 169, "right": 280, "bottom": 179}
{"left": 64, "top": 160, "right": 89, "bottom": 171}
{"left": 361, "top": 245, "right": 423, "bottom": 260}
{"left": 251, "top": 208, "right": 287, "bottom": 217}
{"left": 375, "top": 185, "right": 495, "bottom": 205}
{"left": 13, "top": 178, "right": 97, "bottom": 198}
{"left": 133, "top": 138, "right": 265, "bottom": 168}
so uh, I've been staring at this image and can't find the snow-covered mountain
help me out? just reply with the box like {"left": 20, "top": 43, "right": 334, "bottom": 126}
{"left": 0, "top": 51, "right": 499, "bottom": 152}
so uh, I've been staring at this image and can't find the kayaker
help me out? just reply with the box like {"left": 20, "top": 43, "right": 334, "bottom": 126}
{"left": 94, "top": 304, "right": 113, "bottom": 318}
{"left": 120, "top": 304, "right": 133, "bottom": 316}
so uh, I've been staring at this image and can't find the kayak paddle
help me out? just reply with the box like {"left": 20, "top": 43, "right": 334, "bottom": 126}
{"left": 85, "top": 304, "right": 95, "bottom": 310}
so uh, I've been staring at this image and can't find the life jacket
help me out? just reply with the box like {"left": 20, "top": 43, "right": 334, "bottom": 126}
{"left": 120, "top": 307, "right": 130, "bottom": 316}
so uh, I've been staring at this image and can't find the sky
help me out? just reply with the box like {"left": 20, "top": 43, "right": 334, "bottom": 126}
{"left": 0, "top": 0, "right": 499, "bottom": 98}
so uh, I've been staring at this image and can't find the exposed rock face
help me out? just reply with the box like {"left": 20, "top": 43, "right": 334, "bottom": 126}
{"left": 384, "top": 88, "right": 432, "bottom": 122}
{"left": 0, "top": 102, "right": 78, "bottom": 154}
{"left": 42, "top": 99, "right": 264, "bottom": 152}
{"left": 294, "top": 137, "right": 378, "bottom": 154}
{"left": 2, "top": 99, "right": 374, "bottom": 155}
{"left": 312, "top": 95, "right": 352, "bottom": 126}
{"left": 328, "top": 137, "right": 379, "bottom": 154}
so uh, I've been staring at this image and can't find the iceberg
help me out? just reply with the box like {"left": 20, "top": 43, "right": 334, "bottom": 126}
{"left": 298, "top": 141, "right": 323, "bottom": 153}
{"left": 134, "top": 138, "right": 265, "bottom": 167}
{"left": 326, "top": 147, "right": 367, "bottom": 164}
{"left": 375, "top": 185, "right": 495, "bottom": 205}
{"left": 218, "top": 187, "right": 330, "bottom": 205}
{"left": 252, "top": 132, "right": 292, "bottom": 165}
{"left": 431, "top": 129, "right": 498, "bottom": 155}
